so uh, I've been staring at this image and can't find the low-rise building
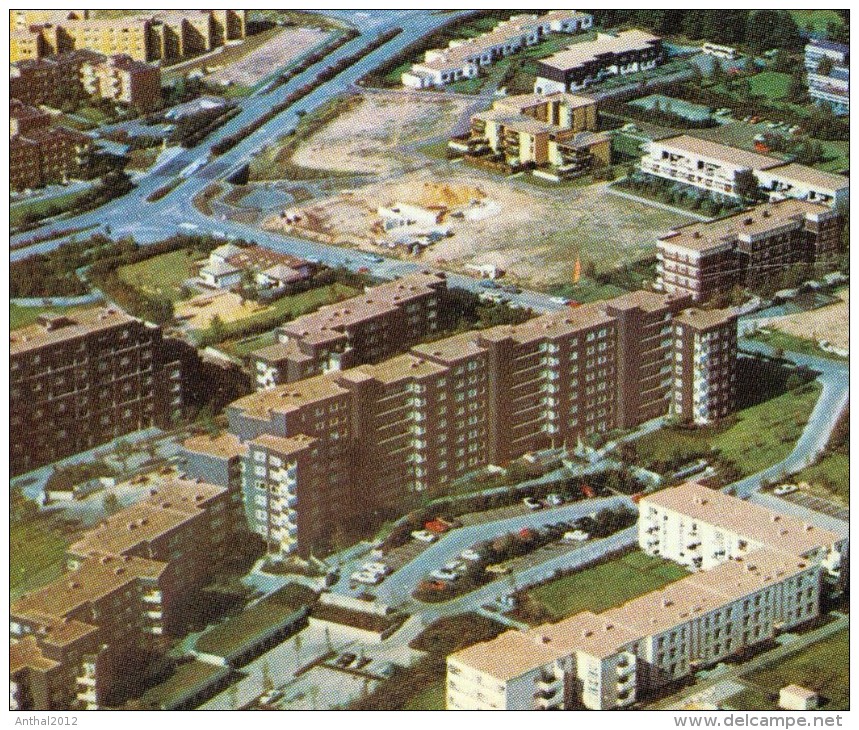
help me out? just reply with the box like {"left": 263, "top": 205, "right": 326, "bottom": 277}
{"left": 640, "top": 135, "right": 850, "bottom": 207}
{"left": 656, "top": 199, "right": 844, "bottom": 302}
{"left": 403, "top": 10, "right": 592, "bottom": 89}
{"left": 804, "top": 40, "right": 849, "bottom": 116}
{"left": 447, "top": 482, "right": 846, "bottom": 710}
{"left": 534, "top": 30, "right": 664, "bottom": 94}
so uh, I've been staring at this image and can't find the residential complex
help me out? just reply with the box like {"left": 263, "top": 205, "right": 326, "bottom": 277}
{"left": 9, "top": 102, "right": 92, "bottom": 191}
{"left": 249, "top": 271, "right": 448, "bottom": 390}
{"left": 198, "top": 242, "right": 312, "bottom": 291}
{"left": 534, "top": 30, "right": 664, "bottom": 94}
{"left": 447, "top": 482, "right": 845, "bottom": 710}
{"left": 10, "top": 477, "right": 244, "bottom": 710}
{"left": 656, "top": 199, "right": 845, "bottom": 302}
{"left": 804, "top": 39, "right": 849, "bottom": 116}
{"left": 402, "top": 11, "right": 592, "bottom": 89}
{"left": 640, "top": 135, "right": 850, "bottom": 207}
{"left": 9, "top": 9, "right": 247, "bottom": 63}
{"left": 450, "top": 92, "right": 610, "bottom": 178}
{"left": 183, "top": 289, "right": 738, "bottom": 557}
{"left": 10, "top": 308, "right": 190, "bottom": 476}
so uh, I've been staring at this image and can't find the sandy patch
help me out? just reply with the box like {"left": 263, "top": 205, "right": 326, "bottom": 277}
{"left": 175, "top": 290, "right": 267, "bottom": 330}
{"left": 289, "top": 92, "right": 473, "bottom": 176}
{"left": 758, "top": 289, "right": 849, "bottom": 350}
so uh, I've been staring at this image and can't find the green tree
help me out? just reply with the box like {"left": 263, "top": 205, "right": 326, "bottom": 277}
{"left": 817, "top": 57, "right": 834, "bottom": 76}
{"left": 733, "top": 170, "right": 760, "bottom": 203}
{"left": 786, "top": 71, "right": 809, "bottom": 104}
{"left": 103, "top": 492, "right": 122, "bottom": 515}
{"left": 208, "top": 313, "right": 226, "bottom": 342}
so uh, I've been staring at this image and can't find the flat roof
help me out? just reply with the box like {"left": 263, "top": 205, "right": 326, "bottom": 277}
{"left": 138, "top": 660, "right": 231, "bottom": 709}
{"left": 493, "top": 91, "right": 596, "bottom": 112}
{"left": 641, "top": 482, "right": 842, "bottom": 557}
{"left": 352, "top": 353, "right": 448, "bottom": 385}
{"left": 11, "top": 306, "right": 137, "bottom": 353}
{"left": 412, "top": 332, "right": 488, "bottom": 364}
{"left": 10, "top": 636, "right": 60, "bottom": 674}
{"left": 183, "top": 431, "right": 248, "bottom": 460}
{"left": 539, "top": 29, "right": 661, "bottom": 71}
{"left": 251, "top": 340, "right": 312, "bottom": 364}
{"left": 674, "top": 307, "right": 737, "bottom": 330}
{"left": 449, "top": 628, "right": 565, "bottom": 681}
{"left": 767, "top": 163, "right": 849, "bottom": 192}
{"left": 250, "top": 433, "right": 317, "bottom": 456}
{"left": 481, "top": 303, "right": 613, "bottom": 345}
{"left": 230, "top": 373, "right": 348, "bottom": 419}
{"left": 604, "top": 289, "right": 683, "bottom": 314}
{"left": 652, "top": 135, "right": 785, "bottom": 171}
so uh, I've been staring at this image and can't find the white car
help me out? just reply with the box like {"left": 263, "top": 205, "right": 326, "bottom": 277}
{"left": 773, "top": 484, "right": 799, "bottom": 496}
{"left": 546, "top": 493, "right": 563, "bottom": 506}
{"left": 563, "top": 530, "right": 590, "bottom": 542}
{"left": 411, "top": 530, "right": 438, "bottom": 543}
{"left": 351, "top": 571, "right": 382, "bottom": 585}
{"left": 429, "top": 569, "right": 459, "bottom": 582}
{"left": 460, "top": 549, "right": 482, "bottom": 562}
{"left": 362, "top": 562, "right": 390, "bottom": 576}
{"left": 444, "top": 560, "right": 466, "bottom": 573}
{"left": 551, "top": 296, "right": 571, "bottom": 306}
{"left": 523, "top": 497, "right": 543, "bottom": 511}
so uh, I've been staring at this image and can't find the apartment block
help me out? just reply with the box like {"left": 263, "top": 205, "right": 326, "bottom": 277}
{"left": 10, "top": 308, "right": 187, "bottom": 476}
{"left": 657, "top": 199, "right": 844, "bottom": 302}
{"left": 447, "top": 482, "right": 845, "bottom": 710}
{"left": 670, "top": 309, "right": 738, "bottom": 425}
{"left": 250, "top": 271, "right": 447, "bottom": 390}
{"left": 403, "top": 11, "right": 592, "bottom": 89}
{"left": 453, "top": 92, "right": 610, "bottom": 177}
{"left": 534, "top": 30, "right": 663, "bottom": 94}
{"left": 641, "top": 135, "right": 850, "bottom": 207}
{"left": 80, "top": 54, "right": 162, "bottom": 111}
{"left": 196, "top": 289, "right": 732, "bottom": 558}
{"left": 805, "top": 39, "right": 849, "bottom": 116}
{"left": 10, "top": 477, "right": 243, "bottom": 710}
{"left": 9, "top": 121, "right": 92, "bottom": 192}
{"left": 9, "top": 10, "right": 247, "bottom": 63}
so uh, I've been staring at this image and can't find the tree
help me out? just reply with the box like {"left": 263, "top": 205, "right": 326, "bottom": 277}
{"left": 208, "top": 313, "right": 226, "bottom": 342}
{"left": 103, "top": 492, "right": 122, "bottom": 515}
{"left": 733, "top": 170, "right": 760, "bottom": 203}
{"left": 770, "top": 49, "right": 796, "bottom": 73}
{"left": 786, "top": 71, "right": 809, "bottom": 104}
{"left": 817, "top": 57, "right": 834, "bottom": 76}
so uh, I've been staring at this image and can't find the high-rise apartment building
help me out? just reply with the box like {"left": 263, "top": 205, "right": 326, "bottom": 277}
{"left": 10, "top": 308, "right": 188, "bottom": 476}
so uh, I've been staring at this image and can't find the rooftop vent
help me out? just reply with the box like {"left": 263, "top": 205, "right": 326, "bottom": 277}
{"left": 693, "top": 231, "right": 702, "bottom": 238}
{"left": 743, "top": 217, "right": 754, "bottom": 226}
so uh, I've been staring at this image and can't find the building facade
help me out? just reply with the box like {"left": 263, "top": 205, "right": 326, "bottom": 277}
{"left": 534, "top": 30, "right": 663, "bottom": 94}
{"left": 640, "top": 135, "right": 850, "bottom": 207}
{"left": 447, "top": 482, "right": 846, "bottom": 710}
{"left": 185, "top": 289, "right": 737, "bottom": 558}
{"left": 656, "top": 199, "right": 845, "bottom": 302}
{"left": 10, "top": 308, "right": 189, "bottom": 476}
{"left": 9, "top": 121, "right": 92, "bottom": 192}
{"left": 804, "top": 39, "right": 849, "bottom": 116}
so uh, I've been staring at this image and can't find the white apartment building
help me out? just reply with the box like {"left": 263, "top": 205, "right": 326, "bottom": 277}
{"left": 640, "top": 135, "right": 850, "bottom": 207}
{"left": 447, "top": 482, "right": 846, "bottom": 711}
{"left": 402, "top": 10, "right": 592, "bottom": 89}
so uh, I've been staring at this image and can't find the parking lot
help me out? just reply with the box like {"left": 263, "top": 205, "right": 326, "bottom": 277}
{"left": 781, "top": 491, "right": 849, "bottom": 522}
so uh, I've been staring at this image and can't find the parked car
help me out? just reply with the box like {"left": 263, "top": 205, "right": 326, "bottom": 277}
{"left": 460, "top": 549, "right": 482, "bottom": 562}
{"left": 444, "top": 560, "right": 467, "bottom": 573}
{"left": 485, "top": 563, "right": 510, "bottom": 575}
{"left": 563, "top": 530, "right": 590, "bottom": 542}
{"left": 377, "top": 663, "right": 397, "bottom": 678}
{"left": 351, "top": 570, "right": 382, "bottom": 585}
{"left": 774, "top": 484, "right": 799, "bottom": 496}
{"left": 411, "top": 529, "right": 438, "bottom": 543}
{"left": 259, "top": 689, "right": 285, "bottom": 705}
{"left": 479, "top": 279, "right": 499, "bottom": 289}
{"left": 551, "top": 296, "right": 571, "bottom": 305}
{"left": 523, "top": 497, "right": 543, "bottom": 511}
{"left": 429, "top": 569, "right": 459, "bottom": 582}
{"left": 502, "top": 284, "right": 521, "bottom": 294}
{"left": 361, "top": 562, "right": 390, "bottom": 576}
{"left": 363, "top": 253, "right": 383, "bottom": 263}
{"left": 546, "top": 493, "right": 563, "bottom": 506}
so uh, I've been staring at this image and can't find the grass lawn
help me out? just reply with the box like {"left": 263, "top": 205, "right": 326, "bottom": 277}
{"left": 817, "top": 140, "right": 850, "bottom": 173}
{"left": 789, "top": 10, "right": 844, "bottom": 33}
{"left": 11, "top": 515, "right": 77, "bottom": 599}
{"left": 749, "top": 329, "right": 847, "bottom": 362}
{"left": 127, "top": 147, "right": 162, "bottom": 171}
{"left": 10, "top": 189, "right": 91, "bottom": 229}
{"left": 117, "top": 249, "right": 204, "bottom": 302}
{"left": 526, "top": 551, "right": 689, "bottom": 622}
{"left": 633, "top": 382, "right": 822, "bottom": 478}
{"left": 404, "top": 681, "right": 446, "bottom": 710}
{"left": 10, "top": 303, "right": 98, "bottom": 330}
{"left": 789, "top": 452, "right": 849, "bottom": 506}
{"left": 730, "top": 629, "right": 849, "bottom": 711}
{"left": 549, "top": 279, "right": 629, "bottom": 304}
{"left": 220, "top": 331, "right": 277, "bottom": 359}
{"left": 748, "top": 71, "right": 792, "bottom": 101}
{"left": 77, "top": 105, "right": 111, "bottom": 124}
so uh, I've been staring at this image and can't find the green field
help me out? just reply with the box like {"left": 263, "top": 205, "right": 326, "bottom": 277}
{"left": 404, "top": 681, "right": 446, "bottom": 710}
{"left": 220, "top": 331, "right": 277, "bottom": 359}
{"left": 633, "top": 382, "right": 822, "bottom": 478}
{"left": 118, "top": 249, "right": 205, "bottom": 302}
{"left": 789, "top": 10, "right": 844, "bottom": 33}
{"left": 729, "top": 629, "right": 849, "bottom": 711}
{"left": 526, "top": 551, "right": 689, "bottom": 622}
{"left": 749, "top": 329, "right": 847, "bottom": 362}
{"left": 748, "top": 71, "right": 792, "bottom": 101}
{"left": 789, "top": 452, "right": 849, "bottom": 506}
{"left": 10, "top": 189, "right": 91, "bottom": 229}
{"left": 10, "top": 303, "right": 99, "bottom": 331}
{"left": 11, "top": 516, "right": 77, "bottom": 599}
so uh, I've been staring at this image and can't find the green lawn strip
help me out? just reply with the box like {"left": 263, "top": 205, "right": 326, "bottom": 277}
{"left": 11, "top": 515, "right": 76, "bottom": 599}
{"left": 403, "top": 681, "right": 446, "bottom": 710}
{"left": 816, "top": 140, "right": 850, "bottom": 173}
{"left": 220, "top": 331, "right": 278, "bottom": 359}
{"left": 748, "top": 71, "right": 792, "bottom": 101}
{"left": 194, "top": 583, "right": 316, "bottom": 658}
{"left": 117, "top": 249, "right": 204, "bottom": 302}
{"left": 749, "top": 329, "right": 847, "bottom": 362}
{"left": 727, "top": 686, "right": 776, "bottom": 711}
{"left": 527, "top": 551, "right": 689, "bottom": 622}
{"left": 788, "top": 10, "right": 844, "bottom": 33}
{"left": 788, "top": 452, "right": 849, "bottom": 506}
{"left": 10, "top": 190, "right": 91, "bottom": 228}
{"left": 736, "top": 629, "right": 849, "bottom": 711}
{"left": 193, "top": 283, "right": 360, "bottom": 345}
{"left": 10, "top": 303, "right": 99, "bottom": 331}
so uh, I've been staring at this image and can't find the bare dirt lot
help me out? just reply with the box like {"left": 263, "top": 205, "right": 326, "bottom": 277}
{"left": 205, "top": 27, "right": 329, "bottom": 87}
{"left": 758, "top": 289, "right": 849, "bottom": 350}
{"left": 263, "top": 168, "right": 689, "bottom": 287}
{"left": 284, "top": 91, "right": 473, "bottom": 177}
{"left": 175, "top": 290, "right": 267, "bottom": 330}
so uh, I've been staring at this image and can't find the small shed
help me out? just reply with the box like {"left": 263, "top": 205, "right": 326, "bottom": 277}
{"left": 779, "top": 684, "right": 818, "bottom": 711}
